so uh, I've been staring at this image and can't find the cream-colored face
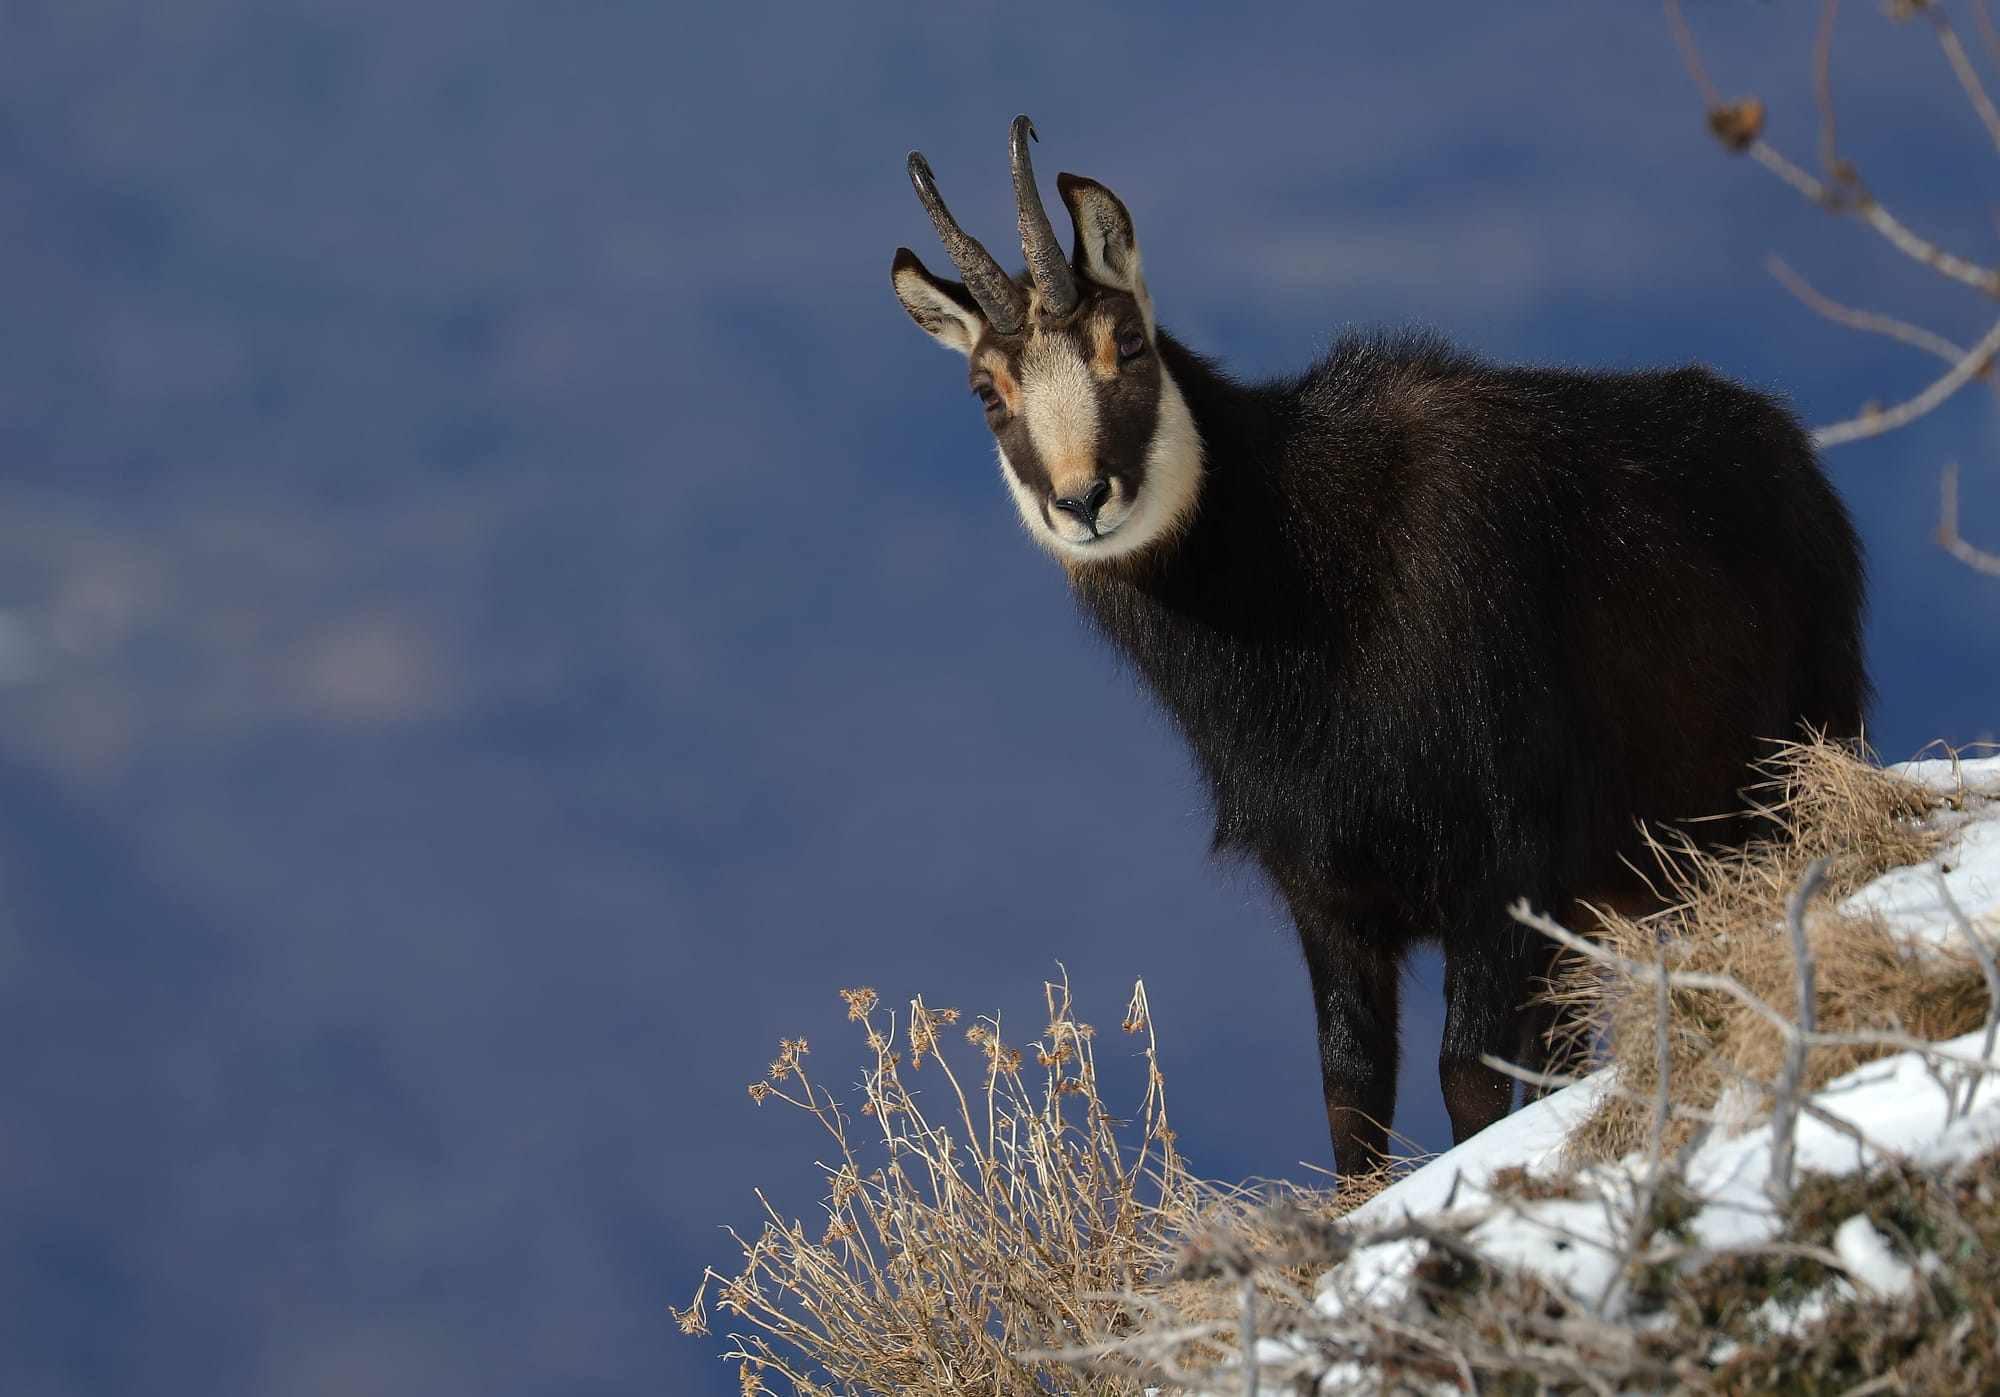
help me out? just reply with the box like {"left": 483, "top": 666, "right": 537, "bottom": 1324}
{"left": 973, "top": 301, "right": 1201, "bottom": 562}
{"left": 892, "top": 175, "right": 1203, "bottom": 565}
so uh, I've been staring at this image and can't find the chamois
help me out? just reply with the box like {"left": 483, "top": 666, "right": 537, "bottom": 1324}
{"left": 890, "top": 117, "right": 1870, "bottom": 1177}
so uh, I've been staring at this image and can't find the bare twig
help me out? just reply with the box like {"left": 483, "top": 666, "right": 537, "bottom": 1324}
{"left": 1938, "top": 461, "right": 2000, "bottom": 575}
{"left": 1937, "top": 868, "right": 2000, "bottom": 1115}
{"left": 1511, "top": 900, "right": 1796, "bottom": 1040}
{"left": 1788, "top": 1025, "right": 2000, "bottom": 1060}
{"left": 1708, "top": 1059, "right": 1900, "bottom": 1184}
{"left": 1512, "top": 900, "right": 2000, "bottom": 1082}
{"left": 1771, "top": 857, "right": 1829, "bottom": 1198}
{"left": 1766, "top": 255, "right": 1972, "bottom": 366}
{"left": 1649, "top": 1236, "right": 1853, "bottom": 1277}
{"left": 1926, "top": 2, "right": 2000, "bottom": 159}
{"left": 1813, "top": 0, "right": 1847, "bottom": 181}
{"left": 1238, "top": 1278, "right": 1257, "bottom": 1397}
{"left": 1744, "top": 138, "right": 1841, "bottom": 203}
{"left": 1663, "top": 0, "right": 1724, "bottom": 107}
{"left": 1479, "top": 1053, "right": 1586, "bottom": 1094}
{"left": 1976, "top": 0, "right": 2000, "bottom": 79}
{"left": 1835, "top": 183, "right": 2000, "bottom": 295}
{"left": 1815, "top": 314, "right": 2000, "bottom": 447}
{"left": 1740, "top": 129, "right": 2000, "bottom": 297}
{"left": 1650, "top": 953, "right": 1673, "bottom": 1174}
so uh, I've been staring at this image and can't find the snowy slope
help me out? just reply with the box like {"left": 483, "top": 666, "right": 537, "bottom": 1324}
{"left": 1211, "top": 757, "right": 2000, "bottom": 1395}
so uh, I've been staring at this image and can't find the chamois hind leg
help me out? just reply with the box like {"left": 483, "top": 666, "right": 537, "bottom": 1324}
{"left": 1512, "top": 886, "right": 1655, "bottom": 1099}
{"left": 1511, "top": 937, "right": 1589, "bottom": 1104}
{"left": 1439, "top": 914, "right": 1554, "bottom": 1144}
{"left": 1291, "top": 887, "right": 1407, "bottom": 1179}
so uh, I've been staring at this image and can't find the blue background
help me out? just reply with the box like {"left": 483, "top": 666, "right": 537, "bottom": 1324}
{"left": 2, "top": 3, "right": 1996, "bottom": 1393}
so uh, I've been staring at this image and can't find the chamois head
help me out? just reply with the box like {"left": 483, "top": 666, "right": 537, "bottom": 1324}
{"left": 892, "top": 118, "right": 1201, "bottom": 564}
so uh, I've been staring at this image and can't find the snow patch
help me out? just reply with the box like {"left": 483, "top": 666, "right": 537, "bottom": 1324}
{"left": 1831, "top": 1214, "right": 1918, "bottom": 1301}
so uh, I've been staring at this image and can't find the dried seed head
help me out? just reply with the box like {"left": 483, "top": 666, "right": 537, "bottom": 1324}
{"left": 1707, "top": 96, "right": 1765, "bottom": 153}
{"left": 766, "top": 1037, "right": 810, "bottom": 1082}
{"left": 669, "top": 1276, "right": 711, "bottom": 1335}
{"left": 1124, "top": 981, "right": 1152, "bottom": 1034}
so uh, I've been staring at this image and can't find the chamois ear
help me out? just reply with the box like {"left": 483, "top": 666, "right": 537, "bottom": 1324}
{"left": 892, "top": 248, "right": 988, "bottom": 356}
{"left": 1057, "top": 173, "right": 1152, "bottom": 330}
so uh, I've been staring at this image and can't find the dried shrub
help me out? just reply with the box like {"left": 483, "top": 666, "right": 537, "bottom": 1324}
{"left": 674, "top": 977, "right": 1206, "bottom": 1397}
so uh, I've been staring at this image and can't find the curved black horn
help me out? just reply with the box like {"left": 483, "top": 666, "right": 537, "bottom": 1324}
{"left": 907, "top": 151, "right": 1025, "bottom": 335}
{"left": 1010, "top": 116, "right": 1078, "bottom": 319}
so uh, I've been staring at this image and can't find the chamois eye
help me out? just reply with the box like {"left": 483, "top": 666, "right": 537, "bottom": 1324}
{"left": 1117, "top": 328, "right": 1148, "bottom": 361}
{"left": 973, "top": 383, "right": 1003, "bottom": 414}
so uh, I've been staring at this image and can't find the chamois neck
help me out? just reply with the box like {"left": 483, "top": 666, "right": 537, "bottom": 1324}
{"left": 1074, "top": 329, "right": 1307, "bottom": 626}
{"left": 1152, "top": 331, "right": 1276, "bottom": 465}
{"left": 1146, "top": 329, "right": 1296, "bottom": 567}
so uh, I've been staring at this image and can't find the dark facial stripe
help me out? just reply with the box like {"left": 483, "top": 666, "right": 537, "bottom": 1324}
{"left": 993, "top": 331, "right": 1161, "bottom": 504}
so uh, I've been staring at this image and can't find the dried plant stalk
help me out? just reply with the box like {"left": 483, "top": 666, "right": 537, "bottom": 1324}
{"left": 676, "top": 975, "right": 1207, "bottom": 1397}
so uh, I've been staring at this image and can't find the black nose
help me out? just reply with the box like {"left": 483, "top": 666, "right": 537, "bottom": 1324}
{"left": 1051, "top": 479, "right": 1113, "bottom": 529}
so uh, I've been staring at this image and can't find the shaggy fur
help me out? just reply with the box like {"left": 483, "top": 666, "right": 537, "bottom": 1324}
{"left": 1070, "top": 329, "right": 1870, "bottom": 1173}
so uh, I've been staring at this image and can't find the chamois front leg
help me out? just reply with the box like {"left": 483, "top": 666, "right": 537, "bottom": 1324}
{"left": 1438, "top": 914, "right": 1558, "bottom": 1143}
{"left": 1289, "top": 886, "right": 1407, "bottom": 1179}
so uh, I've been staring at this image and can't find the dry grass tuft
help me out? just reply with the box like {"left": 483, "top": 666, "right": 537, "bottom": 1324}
{"left": 674, "top": 975, "right": 1210, "bottom": 1397}
{"left": 1561, "top": 737, "right": 1994, "bottom": 1165}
